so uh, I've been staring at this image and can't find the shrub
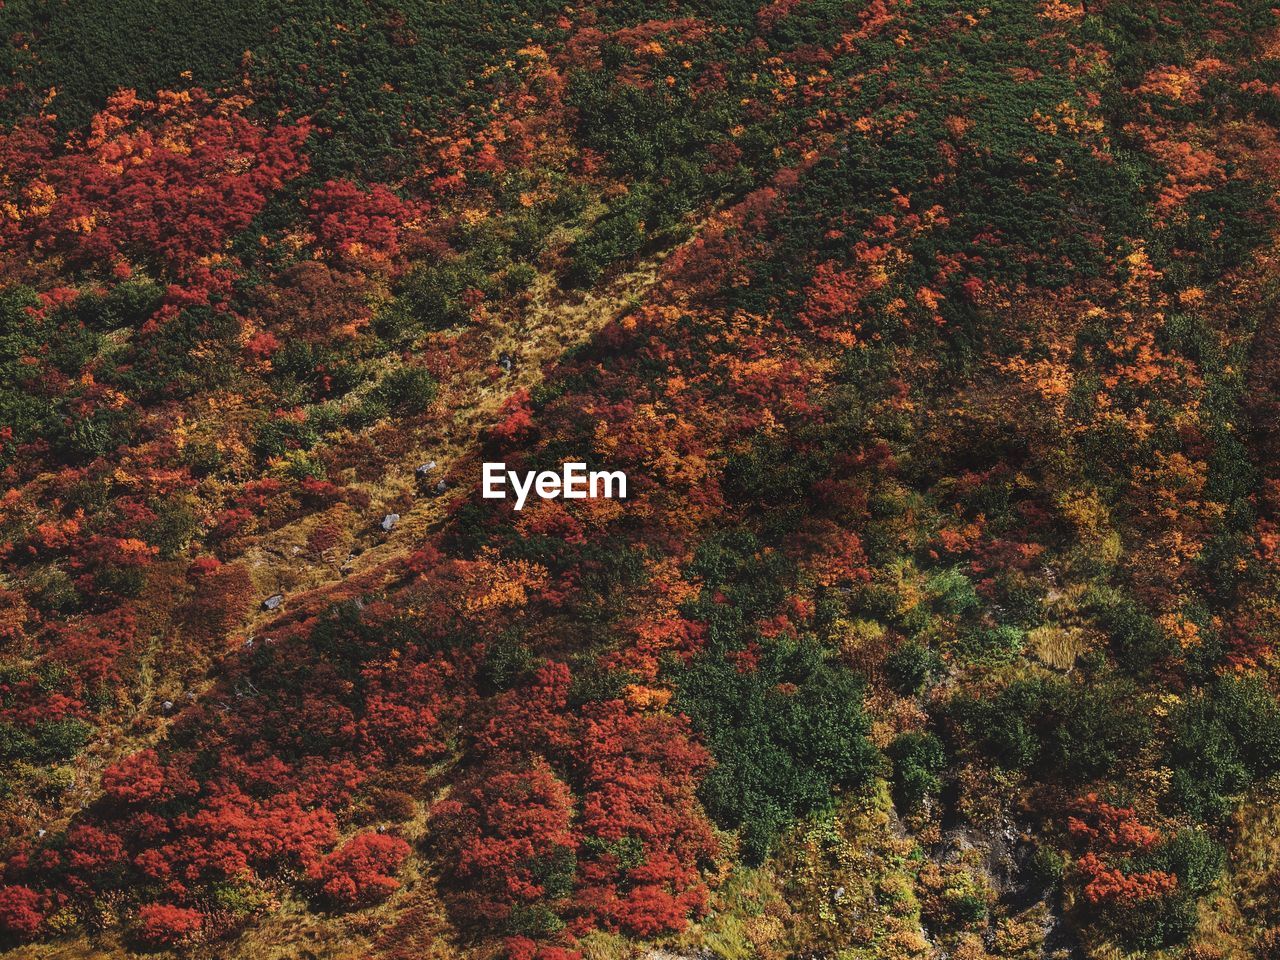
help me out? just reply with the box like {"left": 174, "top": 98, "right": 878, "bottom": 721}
{"left": 374, "top": 367, "right": 438, "bottom": 416}
{"left": 134, "top": 904, "right": 203, "bottom": 947}
{"left": 888, "top": 731, "right": 946, "bottom": 811}
{"left": 310, "top": 832, "right": 411, "bottom": 905}
{"left": 951, "top": 677, "right": 1147, "bottom": 783}
{"left": 0, "top": 886, "right": 43, "bottom": 939}
{"left": 675, "top": 641, "right": 880, "bottom": 863}
{"left": 1166, "top": 675, "right": 1280, "bottom": 820}
{"left": 884, "top": 641, "right": 945, "bottom": 695}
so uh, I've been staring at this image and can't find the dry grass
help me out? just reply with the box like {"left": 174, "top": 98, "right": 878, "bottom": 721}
{"left": 1026, "top": 625, "right": 1090, "bottom": 671}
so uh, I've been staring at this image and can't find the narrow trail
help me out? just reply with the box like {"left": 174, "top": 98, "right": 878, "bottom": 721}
{"left": 233, "top": 256, "right": 663, "bottom": 635}
{"left": 196, "top": 260, "right": 671, "bottom": 960}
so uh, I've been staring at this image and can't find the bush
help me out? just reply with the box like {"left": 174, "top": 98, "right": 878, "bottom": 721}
{"left": 1025, "top": 845, "right": 1065, "bottom": 895}
{"left": 888, "top": 731, "right": 946, "bottom": 811}
{"left": 951, "top": 677, "right": 1147, "bottom": 783}
{"left": 0, "top": 718, "right": 93, "bottom": 765}
{"left": 309, "top": 832, "right": 411, "bottom": 905}
{"left": 134, "top": 904, "right": 203, "bottom": 947}
{"left": 1152, "top": 830, "right": 1224, "bottom": 897}
{"left": 0, "top": 885, "right": 43, "bottom": 939}
{"left": 391, "top": 257, "right": 491, "bottom": 333}
{"left": 374, "top": 367, "right": 438, "bottom": 416}
{"left": 675, "top": 641, "right": 880, "bottom": 863}
{"left": 884, "top": 641, "right": 945, "bottom": 695}
{"left": 1166, "top": 675, "right": 1280, "bottom": 821}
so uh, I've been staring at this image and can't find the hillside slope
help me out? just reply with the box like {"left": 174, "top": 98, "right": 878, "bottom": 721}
{"left": 1, "top": 2, "right": 1280, "bottom": 959}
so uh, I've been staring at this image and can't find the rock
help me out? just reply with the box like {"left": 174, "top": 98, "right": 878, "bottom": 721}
{"left": 415, "top": 461, "right": 438, "bottom": 480}
{"left": 262, "top": 594, "right": 284, "bottom": 611}
{"left": 498, "top": 352, "right": 514, "bottom": 373}
{"left": 162, "top": 700, "right": 174, "bottom": 712}
{"left": 432, "top": 478, "right": 447, "bottom": 495}
{"left": 381, "top": 513, "right": 400, "bottom": 532}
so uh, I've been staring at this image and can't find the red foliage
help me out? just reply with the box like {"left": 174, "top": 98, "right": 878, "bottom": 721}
{"left": 443, "top": 760, "right": 578, "bottom": 922}
{"left": 102, "top": 749, "right": 198, "bottom": 806}
{"left": 1068, "top": 794, "right": 1177, "bottom": 909}
{"left": 135, "top": 903, "right": 204, "bottom": 946}
{"left": 1076, "top": 853, "right": 1178, "bottom": 906}
{"left": 307, "top": 179, "right": 425, "bottom": 263}
{"left": 571, "top": 701, "right": 717, "bottom": 936}
{"left": 0, "top": 886, "right": 43, "bottom": 939}
{"left": 1067, "top": 794, "right": 1163, "bottom": 852}
{"left": 505, "top": 937, "right": 583, "bottom": 960}
{"left": 1, "top": 89, "right": 310, "bottom": 276}
{"left": 441, "top": 659, "right": 717, "bottom": 939}
{"left": 487, "top": 391, "right": 538, "bottom": 448}
{"left": 309, "top": 832, "right": 411, "bottom": 905}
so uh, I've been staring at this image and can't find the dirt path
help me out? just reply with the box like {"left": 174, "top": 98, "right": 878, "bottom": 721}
{"left": 231, "top": 256, "right": 663, "bottom": 634}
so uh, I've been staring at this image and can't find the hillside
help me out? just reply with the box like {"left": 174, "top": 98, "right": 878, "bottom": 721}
{"left": 1, "top": 1, "right": 1280, "bottom": 958}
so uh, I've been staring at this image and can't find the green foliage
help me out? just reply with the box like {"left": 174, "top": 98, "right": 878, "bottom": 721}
{"left": 373, "top": 366, "right": 438, "bottom": 416}
{"left": 143, "top": 495, "right": 201, "bottom": 559}
{"left": 116, "top": 307, "right": 241, "bottom": 400}
{"left": 1088, "top": 588, "right": 1179, "bottom": 675}
{"left": 387, "top": 257, "right": 494, "bottom": 336}
{"left": 688, "top": 527, "right": 793, "bottom": 625}
{"left": 1166, "top": 676, "right": 1280, "bottom": 821}
{"left": 887, "top": 731, "right": 946, "bottom": 811}
{"left": 57, "top": 406, "right": 139, "bottom": 464}
{"left": 253, "top": 415, "right": 321, "bottom": 460}
{"left": 951, "top": 676, "right": 1148, "bottom": 784}
{"left": 1152, "top": 829, "right": 1225, "bottom": 898}
{"left": 68, "top": 280, "right": 163, "bottom": 331}
{"left": 0, "top": 718, "right": 93, "bottom": 764}
{"left": 675, "top": 640, "right": 880, "bottom": 864}
{"left": 1024, "top": 845, "right": 1065, "bottom": 895}
{"left": 952, "top": 624, "right": 1024, "bottom": 666}
{"left": 25, "top": 565, "right": 81, "bottom": 613}
{"left": 478, "top": 635, "right": 537, "bottom": 694}
{"left": 271, "top": 341, "right": 364, "bottom": 400}
{"left": 883, "top": 641, "right": 944, "bottom": 696}
{"left": 723, "top": 438, "right": 824, "bottom": 507}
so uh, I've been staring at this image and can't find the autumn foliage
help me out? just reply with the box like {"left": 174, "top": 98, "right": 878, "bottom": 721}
{"left": 0, "top": 1, "right": 1278, "bottom": 958}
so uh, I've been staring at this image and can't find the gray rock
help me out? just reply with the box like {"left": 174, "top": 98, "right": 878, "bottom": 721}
{"left": 262, "top": 594, "right": 284, "bottom": 611}
{"left": 415, "top": 461, "right": 438, "bottom": 480}
{"left": 162, "top": 700, "right": 174, "bottom": 712}
{"left": 381, "top": 513, "right": 400, "bottom": 532}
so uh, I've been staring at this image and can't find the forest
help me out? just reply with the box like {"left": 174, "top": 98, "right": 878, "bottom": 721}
{"left": 0, "top": 0, "right": 1279, "bottom": 958}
